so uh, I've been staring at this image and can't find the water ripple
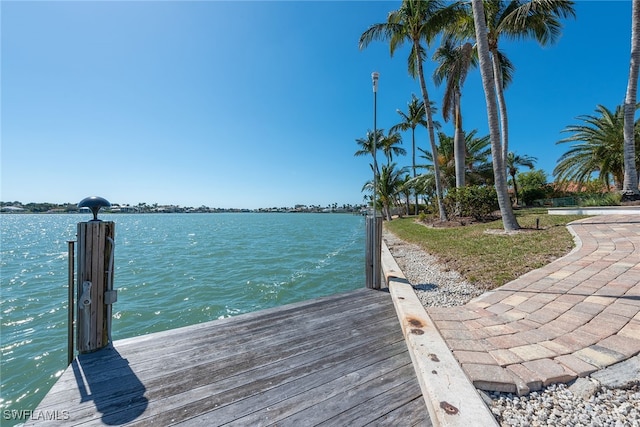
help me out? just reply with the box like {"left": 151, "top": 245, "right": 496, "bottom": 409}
{"left": 0, "top": 212, "right": 364, "bottom": 424}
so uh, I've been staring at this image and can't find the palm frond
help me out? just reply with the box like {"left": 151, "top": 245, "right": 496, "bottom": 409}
{"left": 554, "top": 103, "right": 640, "bottom": 189}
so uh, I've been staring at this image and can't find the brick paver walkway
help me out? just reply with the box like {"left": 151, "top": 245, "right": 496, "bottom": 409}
{"left": 426, "top": 215, "right": 640, "bottom": 395}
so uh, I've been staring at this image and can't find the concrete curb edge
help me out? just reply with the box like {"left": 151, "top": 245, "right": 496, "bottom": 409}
{"left": 381, "top": 240, "right": 498, "bottom": 427}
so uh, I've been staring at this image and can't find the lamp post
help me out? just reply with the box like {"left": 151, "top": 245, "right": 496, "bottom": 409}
{"left": 372, "top": 72, "right": 379, "bottom": 218}
{"left": 370, "top": 71, "right": 380, "bottom": 289}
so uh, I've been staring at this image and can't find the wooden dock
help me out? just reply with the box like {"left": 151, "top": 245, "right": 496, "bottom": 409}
{"left": 28, "top": 288, "right": 430, "bottom": 426}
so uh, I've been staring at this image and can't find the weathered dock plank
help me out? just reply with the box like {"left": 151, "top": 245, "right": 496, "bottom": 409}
{"left": 217, "top": 347, "right": 415, "bottom": 426}
{"left": 27, "top": 288, "right": 429, "bottom": 426}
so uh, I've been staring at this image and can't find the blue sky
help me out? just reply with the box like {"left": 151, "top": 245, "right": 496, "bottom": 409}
{"left": 1, "top": 1, "right": 634, "bottom": 209}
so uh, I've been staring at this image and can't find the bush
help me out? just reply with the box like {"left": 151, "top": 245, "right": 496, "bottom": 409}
{"left": 522, "top": 187, "right": 549, "bottom": 206}
{"left": 578, "top": 192, "right": 621, "bottom": 206}
{"left": 518, "top": 169, "right": 548, "bottom": 191}
{"left": 444, "top": 186, "right": 499, "bottom": 220}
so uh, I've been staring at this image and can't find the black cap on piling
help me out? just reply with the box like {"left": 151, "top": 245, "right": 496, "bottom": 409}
{"left": 78, "top": 196, "right": 111, "bottom": 221}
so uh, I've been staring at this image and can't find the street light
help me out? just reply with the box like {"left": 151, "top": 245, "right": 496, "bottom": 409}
{"left": 367, "top": 71, "right": 382, "bottom": 289}
{"left": 372, "top": 72, "right": 379, "bottom": 218}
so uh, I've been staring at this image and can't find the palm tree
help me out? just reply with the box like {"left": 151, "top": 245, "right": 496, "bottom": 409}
{"left": 506, "top": 152, "right": 537, "bottom": 206}
{"left": 417, "top": 130, "right": 493, "bottom": 189}
{"left": 362, "top": 163, "right": 409, "bottom": 220}
{"left": 359, "top": 0, "right": 462, "bottom": 222}
{"left": 471, "top": 0, "right": 520, "bottom": 231}
{"left": 354, "top": 129, "right": 385, "bottom": 177}
{"left": 464, "top": 130, "right": 494, "bottom": 185}
{"left": 554, "top": 104, "right": 640, "bottom": 190}
{"left": 380, "top": 163, "right": 410, "bottom": 220}
{"left": 380, "top": 129, "right": 406, "bottom": 165}
{"left": 457, "top": 0, "right": 575, "bottom": 169}
{"left": 356, "top": 129, "right": 405, "bottom": 215}
{"left": 485, "top": 0, "right": 575, "bottom": 168}
{"left": 433, "top": 37, "right": 476, "bottom": 189}
{"left": 390, "top": 94, "right": 427, "bottom": 214}
{"left": 399, "top": 173, "right": 413, "bottom": 216}
{"left": 623, "top": 0, "right": 640, "bottom": 199}
{"left": 418, "top": 132, "right": 456, "bottom": 190}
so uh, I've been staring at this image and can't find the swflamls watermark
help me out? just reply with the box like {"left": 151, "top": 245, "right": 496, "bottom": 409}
{"left": 2, "top": 409, "right": 70, "bottom": 421}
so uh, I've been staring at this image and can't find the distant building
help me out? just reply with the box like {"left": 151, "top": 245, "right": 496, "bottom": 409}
{"left": 0, "top": 206, "right": 25, "bottom": 213}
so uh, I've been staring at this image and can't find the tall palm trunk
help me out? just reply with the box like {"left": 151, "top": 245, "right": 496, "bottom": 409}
{"left": 491, "top": 51, "right": 509, "bottom": 178}
{"left": 411, "top": 129, "right": 419, "bottom": 215}
{"left": 510, "top": 170, "right": 520, "bottom": 206}
{"left": 453, "top": 93, "right": 466, "bottom": 188}
{"left": 404, "top": 188, "right": 411, "bottom": 216}
{"left": 415, "top": 41, "right": 447, "bottom": 221}
{"left": 623, "top": 0, "right": 640, "bottom": 198}
{"left": 471, "top": 0, "right": 519, "bottom": 231}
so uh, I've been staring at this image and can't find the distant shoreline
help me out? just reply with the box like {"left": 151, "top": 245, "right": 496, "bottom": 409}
{"left": 1, "top": 203, "right": 367, "bottom": 215}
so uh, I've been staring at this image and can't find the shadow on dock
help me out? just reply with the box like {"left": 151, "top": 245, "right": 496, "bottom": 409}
{"left": 71, "top": 346, "right": 148, "bottom": 424}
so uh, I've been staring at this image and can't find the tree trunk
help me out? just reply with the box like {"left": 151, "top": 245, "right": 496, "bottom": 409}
{"left": 511, "top": 172, "right": 519, "bottom": 206}
{"left": 623, "top": 0, "right": 640, "bottom": 198}
{"left": 471, "top": 0, "right": 520, "bottom": 231}
{"left": 384, "top": 202, "right": 392, "bottom": 221}
{"left": 454, "top": 92, "right": 466, "bottom": 188}
{"left": 491, "top": 51, "right": 509, "bottom": 180}
{"left": 415, "top": 41, "right": 447, "bottom": 221}
{"left": 412, "top": 128, "right": 419, "bottom": 215}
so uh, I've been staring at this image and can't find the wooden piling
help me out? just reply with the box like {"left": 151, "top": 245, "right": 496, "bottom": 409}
{"left": 76, "top": 221, "right": 115, "bottom": 353}
{"left": 365, "top": 216, "right": 382, "bottom": 289}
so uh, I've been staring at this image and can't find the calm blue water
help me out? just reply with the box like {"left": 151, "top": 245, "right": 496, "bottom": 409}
{"left": 0, "top": 213, "right": 365, "bottom": 423}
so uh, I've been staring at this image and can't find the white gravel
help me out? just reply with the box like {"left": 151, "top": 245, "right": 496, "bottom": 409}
{"left": 489, "top": 383, "right": 640, "bottom": 427}
{"left": 383, "top": 231, "right": 483, "bottom": 307}
{"left": 383, "top": 230, "right": 640, "bottom": 427}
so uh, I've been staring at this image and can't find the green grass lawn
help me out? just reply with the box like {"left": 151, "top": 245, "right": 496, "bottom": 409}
{"left": 384, "top": 209, "right": 588, "bottom": 290}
